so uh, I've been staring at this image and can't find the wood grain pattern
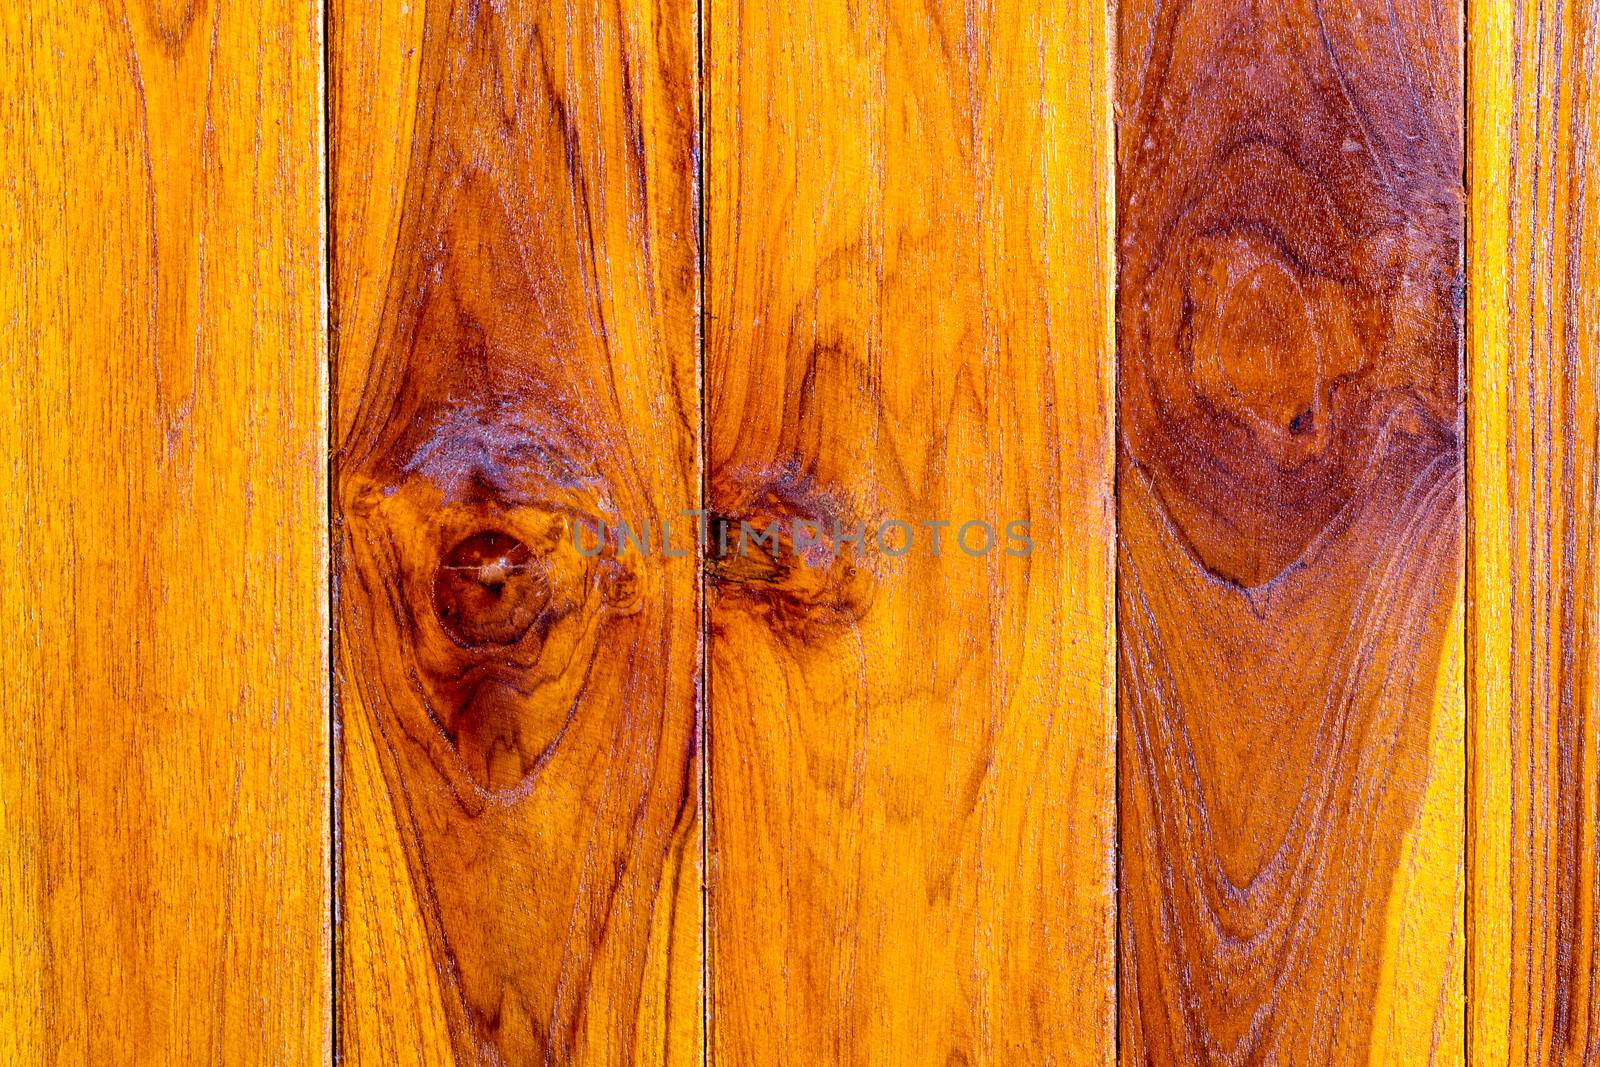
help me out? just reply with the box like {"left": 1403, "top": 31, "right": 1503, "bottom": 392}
{"left": 1469, "top": 0, "right": 1600, "bottom": 1060}
{"left": 705, "top": 0, "right": 1116, "bottom": 1061}
{"left": 1116, "top": 0, "right": 1466, "bottom": 1059}
{"left": 0, "top": 0, "right": 329, "bottom": 1061}
{"left": 330, "top": 0, "right": 702, "bottom": 1061}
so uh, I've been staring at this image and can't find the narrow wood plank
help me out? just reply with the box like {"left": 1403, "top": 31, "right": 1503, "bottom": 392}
{"left": 330, "top": 0, "right": 702, "bottom": 1061}
{"left": 0, "top": 2, "right": 329, "bottom": 1061}
{"left": 705, "top": 0, "right": 1116, "bottom": 1060}
{"left": 1469, "top": 0, "right": 1600, "bottom": 1060}
{"left": 1115, "top": 0, "right": 1466, "bottom": 1059}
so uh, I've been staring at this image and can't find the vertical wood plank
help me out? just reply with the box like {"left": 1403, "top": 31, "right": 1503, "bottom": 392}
{"left": 0, "top": 1, "right": 330, "bottom": 1061}
{"left": 1115, "top": 0, "right": 1466, "bottom": 1059}
{"left": 704, "top": 0, "right": 1117, "bottom": 1061}
{"left": 330, "top": 0, "right": 702, "bottom": 1061}
{"left": 1469, "top": 0, "right": 1600, "bottom": 1060}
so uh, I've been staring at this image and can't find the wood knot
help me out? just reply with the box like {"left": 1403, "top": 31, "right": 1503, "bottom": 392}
{"left": 434, "top": 531, "right": 550, "bottom": 647}
{"left": 343, "top": 457, "right": 644, "bottom": 796}
{"left": 707, "top": 472, "right": 876, "bottom": 642}
{"left": 1120, "top": 140, "right": 1459, "bottom": 589}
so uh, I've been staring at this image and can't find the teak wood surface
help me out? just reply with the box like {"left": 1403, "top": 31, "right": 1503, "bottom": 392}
{"left": 1, "top": 0, "right": 330, "bottom": 1061}
{"left": 705, "top": 0, "right": 1115, "bottom": 1061}
{"left": 2, "top": 0, "right": 1597, "bottom": 1063}
{"left": 1469, "top": 0, "right": 1600, "bottom": 1061}
{"left": 331, "top": 0, "right": 701, "bottom": 1061}
{"left": 1116, "top": 0, "right": 1466, "bottom": 1060}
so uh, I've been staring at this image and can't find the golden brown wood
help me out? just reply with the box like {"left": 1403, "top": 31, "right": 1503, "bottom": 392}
{"left": 1469, "top": 0, "right": 1600, "bottom": 1060}
{"left": 330, "top": 0, "right": 702, "bottom": 1062}
{"left": 0, "top": 2, "right": 330, "bottom": 1061}
{"left": 704, "top": 0, "right": 1117, "bottom": 1061}
{"left": 1116, "top": 0, "right": 1466, "bottom": 1059}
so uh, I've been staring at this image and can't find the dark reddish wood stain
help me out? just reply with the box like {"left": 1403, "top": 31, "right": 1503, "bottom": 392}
{"left": 1116, "top": 0, "right": 1464, "bottom": 1058}
{"left": 333, "top": 0, "right": 700, "bottom": 1060}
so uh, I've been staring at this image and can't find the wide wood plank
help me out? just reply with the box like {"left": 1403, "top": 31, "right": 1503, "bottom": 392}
{"left": 0, "top": 1, "right": 329, "bottom": 1060}
{"left": 330, "top": 0, "right": 702, "bottom": 1061}
{"left": 705, "top": 0, "right": 1117, "bottom": 1061}
{"left": 1469, "top": 0, "right": 1600, "bottom": 1060}
{"left": 1116, "top": 0, "right": 1466, "bottom": 1059}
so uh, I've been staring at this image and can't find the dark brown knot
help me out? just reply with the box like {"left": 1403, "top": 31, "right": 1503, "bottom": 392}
{"left": 433, "top": 530, "right": 549, "bottom": 647}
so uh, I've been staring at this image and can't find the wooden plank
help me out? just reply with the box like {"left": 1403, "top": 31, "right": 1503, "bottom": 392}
{"left": 330, "top": 0, "right": 702, "bottom": 1061}
{"left": 1469, "top": 0, "right": 1600, "bottom": 1060}
{"left": 704, "top": 0, "right": 1116, "bottom": 1061}
{"left": 1115, "top": 0, "right": 1466, "bottom": 1059}
{"left": 0, "top": 2, "right": 329, "bottom": 1061}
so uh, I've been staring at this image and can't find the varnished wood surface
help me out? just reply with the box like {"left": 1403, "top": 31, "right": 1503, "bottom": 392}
{"left": 9, "top": 0, "right": 1600, "bottom": 1059}
{"left": 705, "top": 0, "right": 1117, "bottom": 1061}
{"left": 1116, "top": 0, "right": 1466, "bottom": 1059}
{"left": 0, "top": 1, "right": 330, "bottom": 1061}
{"left": 1470, "top": 0, "right": 1600, "bottom": 1060}
{"left": 330, "top": 0, "right": 702, "bottom": 1062}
